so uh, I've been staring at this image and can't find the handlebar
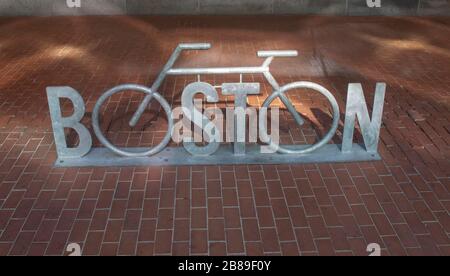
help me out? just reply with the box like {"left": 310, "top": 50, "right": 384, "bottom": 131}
{"left": 129, "top": 44, "right": 298, "bottom": 128}
{"left": 178, "top": 44, "right": 297, "bottom": 58}
{"left": 179, "top": 43, "right": 212, "bottom": 50}
{"left": 257, "top": 50, "right": 298, "bottom": 58}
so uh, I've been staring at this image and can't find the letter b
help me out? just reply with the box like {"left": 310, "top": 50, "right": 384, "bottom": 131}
{"left": 47, "top": 87, "right": 92, "bottom": 158}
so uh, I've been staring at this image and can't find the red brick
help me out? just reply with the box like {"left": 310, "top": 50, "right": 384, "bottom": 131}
{"left": 280, "top": 242, "right": 300, "bottom": 256}
{"left": 295, "top": 178, "right": 314, "bottom": 196}
{"left": 191, "top": 171, "right": 205, "bottom": 189}
{"left": 23, "top": 210, "right": 46, "bottom": 231}
{"left": 221, "top": 172, "right": 236, "bottom": 188}
{"left": 1, "top": 15, "right": 449, "bottom": 256}
{"left": 118, "top": 231, "right": 138, "bottom": 255}
{"left": 56, "top": 210, "right": 77, "bottom": 231}
{"left": 9, "top": 232, "right": 35, "bottom": 256}
{"left": 26, "top": 243, "right": 47, "bottom": 256}
{"left": 342, "top": 186, "right": 363, "bottom": 205}
{"left": 206, "top": 167, "right": 220, "bottom": 180}
{"left": 416, "top": 235, "right": 441, "bottom": 256}
{"left": 210, "top": 242, "right": 227, "bottom": 256}
{"left": 76, "top": 200, "right": 96, "bottom": 219}
{"left": 253, "top": 188, "right": 270, "bottom": 206}
{"left": 46, "top": 231, "right": 70, "bottom": 255}
{"left": 173, "top": 219, "right": 190, "bottom": 242}
{"left": 239, "top": 198, "right": 256, "bottom": 218}
{"left": 242, "top": 218, "right": 261, "bottom": 242}
{"left": 371, "top": 214, "right": 396, "bottom": 236}
{"left": 191, "top": 189, "right": 206, "bottom": 208}
{"left": 104, "top": 220, "right": 124, "bottom": 243}
{"left": 262, "top": 165, "right": 279, "bottom": 181}
{"left": 191, "top": 230, "right": 208, "bottom": 254}
{"left": 83, "top": 232, "right": 104, "bottom": 256}
{"left": 362, "top": 195, "right": 384, "bottom": 214}
{"left": 208, "top": 219, "right": 226, "bottom": 241}
{"left": 0, "top": 243, "right": 12, "bottom": 256}
{"left": 320, "top": 206, "right": 341, "bottom": 227}
{"left": 339, "top": 215, "right": 363, "bottom": 238}
{"left": 383, "top": 236, "right": 407, "bottom": 256}
{"left": 156, "top": 209, "right": 174, "bottom": 230}
{"left": 301, "top": 197, "right": 320, "bottom": 218}
{"left": 222, "top": 188, "right": 238, "bottom": 206}
{"left": 109, "top": 199, "right": 127, "bottom": 219}
{"left": 323, "top": 178, "right": 343, "bottom": 196}
{"left": 100, "top": 243, "right": 119, "bottom": 256}
{"left": 1, "top": 219, "right": 25, "bottom": 242}
{"left": 154, "top": 230, "right": 173, "bottom": 255}
{"left": 69, "top": 220, "right": 90, "bottom": 242}
{"left": 294, "top": 228, "right": 315, "bottom": 253}
{"left": 224, "top": 207, "right": 241, "bottom": 229}
{"left": 191, "top": 207, "right": 207, "bottom": 229}
{"left": 315, "top": 239, "right": 335, "bottom": 256}
{"left": 308, "top": 216, "right": 329, "bottom": 239}
{"left": 260, "top": 228, "right": 280, "bottom": 253}
{"left": 142, "top": 199, "right": 158, "bottom": 219}
{"left": 331, "top": 196, "right": 352, "bottom": 215}
{"left": 172, "top": 242, "right": 189, "bottom": 256}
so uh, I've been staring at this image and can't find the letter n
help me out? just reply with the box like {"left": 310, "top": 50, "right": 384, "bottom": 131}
{"left": 47, "top": 87, "right": 92, "bottom": 158}
{"left": 342, "top": 83, "right": 386, "bottom": 153}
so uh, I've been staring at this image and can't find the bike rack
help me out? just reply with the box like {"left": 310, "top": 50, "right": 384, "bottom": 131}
{"left": 46, "top": 43, "right": 387, "bottom": 167}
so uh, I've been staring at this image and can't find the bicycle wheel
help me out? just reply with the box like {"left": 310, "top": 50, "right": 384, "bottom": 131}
{"left": 92, "top": 84, "right": 173, "bottom": 157}
{"left": 259, "top": 81, "right": 340, "bottom": 154}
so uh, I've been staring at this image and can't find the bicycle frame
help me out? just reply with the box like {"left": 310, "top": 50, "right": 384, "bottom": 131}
{"left": 45, "top": 42, "right": 387, "bottom": 167}
{"left": 129, "top": 43, "right": 304, "bottom": 128}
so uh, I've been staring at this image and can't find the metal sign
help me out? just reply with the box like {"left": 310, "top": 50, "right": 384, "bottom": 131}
{"left": 46, "top": 43, "right": 386, "bottom": 167}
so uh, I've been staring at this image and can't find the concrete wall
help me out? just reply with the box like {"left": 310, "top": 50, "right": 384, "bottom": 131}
{"left": 0, "top": 0, "right": 449, "bottom": 16}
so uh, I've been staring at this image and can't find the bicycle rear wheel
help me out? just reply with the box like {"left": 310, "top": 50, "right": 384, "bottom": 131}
{"left": 92, "top": 84, "right": 173, "bottom": 157}
{"left": 259, "top": 81, "right": 340, "bottom": 154}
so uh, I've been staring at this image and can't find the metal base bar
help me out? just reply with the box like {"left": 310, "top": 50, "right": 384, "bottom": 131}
{"left": 55, "top": 144, "right": 381, "bottom": 167}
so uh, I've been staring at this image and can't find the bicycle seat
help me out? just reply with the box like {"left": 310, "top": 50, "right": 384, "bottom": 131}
{"left": 179, "top": 43, "right": 211, "bottom": 50}
{"left": 257, "top": 50, "right": 298, "bottom": 58}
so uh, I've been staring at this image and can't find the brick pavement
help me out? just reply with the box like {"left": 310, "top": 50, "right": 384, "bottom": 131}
{"left": 0, "top": 16, "right": 449, "bottom": 256}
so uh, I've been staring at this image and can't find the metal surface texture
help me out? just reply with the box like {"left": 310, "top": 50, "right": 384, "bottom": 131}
{"left": 257, "top": 50, "right": 298, "bottom": 57}
{"left": 46, "top": 42, "right": 387, "bottom": 167}
{"left": 55, "top": 144, "right": 381, "bottom": 167}
{"left": 222, "top": 82, "right": 261, "bottom": 155}
{"left": 46, "top": 87, "right": 92, "bottom": 158}
{"left": 181, "top": 82, "right": 220, "bottom": 156}
{"left": 342, "top": 83, "right": 386, "bottom": 153}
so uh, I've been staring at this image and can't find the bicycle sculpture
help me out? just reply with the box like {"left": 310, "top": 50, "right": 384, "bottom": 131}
{"left": 47, "top": 43, "right": 387, "bottom": 167}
